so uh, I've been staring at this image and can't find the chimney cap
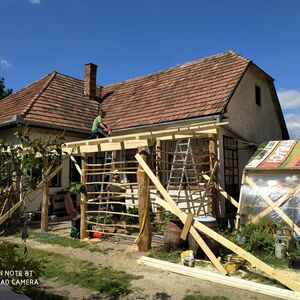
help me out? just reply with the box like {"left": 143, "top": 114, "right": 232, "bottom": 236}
{"left": 85, "top": 63, "right": 98, "bottom": 67}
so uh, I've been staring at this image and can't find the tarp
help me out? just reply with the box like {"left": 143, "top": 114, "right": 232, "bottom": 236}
{"left": 245, "top": 140, "right": 300, "bottom": 170}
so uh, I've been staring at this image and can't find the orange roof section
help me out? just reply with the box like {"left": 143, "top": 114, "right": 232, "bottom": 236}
{"left": 0, "top": 51, "right": 250, "bottom": 132}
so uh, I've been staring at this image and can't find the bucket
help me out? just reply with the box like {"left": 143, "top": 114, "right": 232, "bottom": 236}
{"left": 164, "top": 220, "right": 185, "bottom": 250}
{"left": 275, "top": 237, "right": 286, "bottom": 259}
{"left": 188, "top": 215, "right": 219, "bottom": 258}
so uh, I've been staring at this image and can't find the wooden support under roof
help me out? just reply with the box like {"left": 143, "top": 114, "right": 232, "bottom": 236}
{"left": 62, "top": 120, "right": 227, "bottom": 154}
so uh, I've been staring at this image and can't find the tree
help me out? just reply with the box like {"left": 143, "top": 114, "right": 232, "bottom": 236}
{"left": 0, "top": 77, "right": 13, "bottom": 100}
{"left": 0, "top": 126, "right": 65, "bottom": 231}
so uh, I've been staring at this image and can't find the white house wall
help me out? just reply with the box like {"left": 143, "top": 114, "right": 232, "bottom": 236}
{"left": 225, "top": 67, "right": 283, "bottom": 143}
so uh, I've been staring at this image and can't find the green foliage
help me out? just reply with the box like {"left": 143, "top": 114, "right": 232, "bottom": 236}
{"left": 30, "top": 232, "right": 112, "bottom": 254}
{"left": 0, "top": 127, "right": 65, "bottom": 222}
{"left": 126, "top": 207, "right": 139, "bottom": 224}
{"left": 148, "top": 245, "right": 182, "bottom": 263}
{"left": 17, "top": 246, "right": 142, "bottom": 298}
{"left": 66, "top": 182, "right": 87, "bottom": 197}
{"left": 0, "top": 241, "right": 44, "bottom": 294}
{"left": 237, "top": 219, "right": 276, "bottom": 254}
{"left": 0, "top": 77, "right": 12, "bottom": 100}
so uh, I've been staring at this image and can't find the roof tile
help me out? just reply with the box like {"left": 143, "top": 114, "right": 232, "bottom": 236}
{"left": 0, "top": 51, "right": 249, "bottom": 132}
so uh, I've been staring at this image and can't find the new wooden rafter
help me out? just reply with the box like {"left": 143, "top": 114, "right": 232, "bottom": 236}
{"left": 62, "top": 121, "right": 227, "bottom": 154}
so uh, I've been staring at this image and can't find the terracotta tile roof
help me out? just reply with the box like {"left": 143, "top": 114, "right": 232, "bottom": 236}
{"left": 0, "top": 51, "right": 250, "bottom": 132}
{"left": 101, "top": 51, "right": 250, "bottom": 129}
{"left": 0, "top": 72, "right": 100, "bottom": 132}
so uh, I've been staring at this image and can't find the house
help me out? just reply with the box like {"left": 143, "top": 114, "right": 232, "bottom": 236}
{"left": 0, "top": 51, "right": 288, "bottom": 220}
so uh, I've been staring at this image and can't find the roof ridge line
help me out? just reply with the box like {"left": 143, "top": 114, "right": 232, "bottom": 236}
{"left": 20, "top": 71, "right": 57, "bottom": 119}
{"left": 104, "top": 50, "right": 249, "bottom": 88}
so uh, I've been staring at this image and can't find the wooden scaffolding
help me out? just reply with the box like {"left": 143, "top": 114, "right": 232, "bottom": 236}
{"left": 62, "top": 120, "right": 225, "bottom": 248}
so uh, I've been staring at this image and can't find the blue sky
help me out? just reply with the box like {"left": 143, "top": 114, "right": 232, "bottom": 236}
{"left": 1, "top": 0, "right": 300, "bottom": 137}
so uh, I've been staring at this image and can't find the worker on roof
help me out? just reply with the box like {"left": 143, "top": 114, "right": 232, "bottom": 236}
{"left": 88, "top": 110, "right": 111, "bottom": 139}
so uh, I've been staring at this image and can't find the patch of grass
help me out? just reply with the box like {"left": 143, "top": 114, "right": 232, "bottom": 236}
{"left": 148, "top": 245, "right": 181, "bottom": 263}
{"left": 240, "top": 270, "right": 284, "bottom": 288}
{"left": 16, "top": 246, "right": 142, "bottom": 298}
{"left": 183, "top": 292, "right": 229, "bottom": 300}
{"left": 255, "top": 253, "right": 289, "bottom": 269}
{"left": 30, "top": 232, "right": 112, "bottom": 254}
{"left": 32, "top": 232, "right": 87, "bottom": 248}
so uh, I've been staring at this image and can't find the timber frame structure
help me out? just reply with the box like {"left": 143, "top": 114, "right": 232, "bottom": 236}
{"left": 62, "top": 120, "right": 226, "bottom": 245}
{"left": 61, "top": 120, "right": 300, "bottom": 292}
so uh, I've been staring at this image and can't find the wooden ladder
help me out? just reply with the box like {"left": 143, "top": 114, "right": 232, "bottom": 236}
{"left": 96, "top": 151, "right": 114, "bottom": 226}
{"left": 167, "top": 139, "right": 203, "bottom": 214}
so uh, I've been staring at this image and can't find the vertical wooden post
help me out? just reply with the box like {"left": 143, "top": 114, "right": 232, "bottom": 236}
{"left": 80, "top": 153, "right": 88, "bottom": 240}
{"left": 155, "top": 139, "right": 163, "bottom": 222}
{"left": 137, "top": 147, "right": 152, "bottom": 252}
{"left": 208, "top": 134, "right": 218, "bottom": 217}
{"left": 41, "top": 160, "right": 49, "bottom": 232}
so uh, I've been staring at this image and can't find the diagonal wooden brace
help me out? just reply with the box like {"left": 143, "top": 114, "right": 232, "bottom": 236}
{"left": 135, "top": 153, "right": 300, "bottom": 291}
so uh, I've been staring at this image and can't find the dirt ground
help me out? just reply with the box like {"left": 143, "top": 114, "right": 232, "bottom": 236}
{"left": 1, "top": 221, "right": 298, "bottom": 300}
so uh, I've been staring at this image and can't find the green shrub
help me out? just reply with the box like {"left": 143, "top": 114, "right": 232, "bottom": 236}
{"left": 0, "top": 241, "right": 44, "bottom": 294}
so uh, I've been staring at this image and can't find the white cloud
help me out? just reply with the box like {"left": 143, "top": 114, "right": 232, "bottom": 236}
{"left": 0, "top": 59, "right": 13, "bottom": 69}
{"left": 278, "top": 89, "right": 300, "bottom": 109}
{"left": 29, "top": 0, "right": 40, "bottom": 4}
{"left": 284, "top": 114, "right": 300, "bottom": 139}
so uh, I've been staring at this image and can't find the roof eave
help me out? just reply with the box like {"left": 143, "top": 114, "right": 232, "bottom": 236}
{"left": 113, "top": 114, "right": 223, "bottom": 134}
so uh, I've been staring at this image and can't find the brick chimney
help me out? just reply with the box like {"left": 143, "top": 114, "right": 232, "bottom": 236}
{"left": 84, "top": 63, "right": 98, "bottom": 98}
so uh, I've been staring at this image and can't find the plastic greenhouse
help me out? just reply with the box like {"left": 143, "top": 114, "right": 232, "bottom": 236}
{"left": 238, "top": 140, "right": 300, "bottom": 236}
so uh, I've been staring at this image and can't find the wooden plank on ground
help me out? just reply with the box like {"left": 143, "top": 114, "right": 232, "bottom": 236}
{"left": 135, "top": 153, "right": 300, "bottom": 292}
{"left": 180, "top": 213, "right": 194, "bottom": 240}
{"left": 138, "top": 256, "right": 300, "bottom": 300}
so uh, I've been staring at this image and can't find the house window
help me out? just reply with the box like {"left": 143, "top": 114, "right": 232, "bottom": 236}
{"left": 255, "top": 85, "right": 261, "bottom": 106}
{"left": 223, "top": 136, "right": 239, "bottom": 213}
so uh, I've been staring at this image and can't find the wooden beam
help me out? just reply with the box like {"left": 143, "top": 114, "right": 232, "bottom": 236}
{"left": 0, "top": 198, "right": 8, "bottom": 218}
{"left": 202, "top": 174, "right": 239, "bottom": 208}
{"left": 62, "top": 120, "right": 228, "bottom": 154}
{"left": 136, "top": 153, "right": 300, "bottom": 292}
{"left": 155, "top": 197, "right": 227, "bottom": 275}
{"left": 136, "top": 151, "right": 226, "bottom": 274}
{"left": 137, "top": 147, "right": 152, "bottom": 252}
{"left": 252, "top": 181, "right": 300, "bottom": 223}
{"left": 80, "top": 153, "right": 88, "bottom": 240}
{"left": 245, "top": 177, "right": 300, "bottom": 236}
{"left": 41, "top": 160, "right": 49, "bottom": 232}
{"left": 70, "top": 155, "right": 82, "bottom": 176}
{"left": 180, "top": 213, "right": 194, "bottom": 240}
{"left": 155, "top": 139, "right": 163, "bottom": 222}
{"left": 0, "top": 200, "right": 22, "bottom": 226}
{"left": 138, "top": 256, "right": 300, "bottom": 300}
{"left": 197, "top": 161, "right": 218, "bottom": 215}
{"left": 208, "top": 134, "right": 218, "bottom": 216}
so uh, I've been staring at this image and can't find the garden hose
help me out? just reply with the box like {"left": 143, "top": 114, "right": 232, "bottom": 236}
{"left": 135, "top": 169, "right": 149, "bottom": 242}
